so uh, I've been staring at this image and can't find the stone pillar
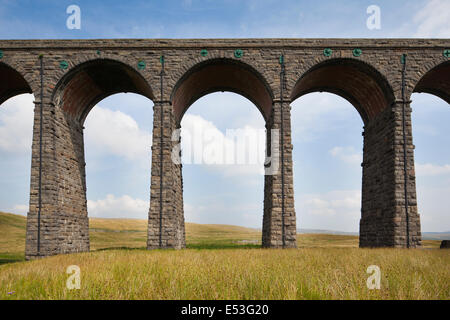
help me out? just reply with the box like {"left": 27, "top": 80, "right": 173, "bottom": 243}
{"left": 147, "top": 102, "right": 185, "bottom": 249}
{"left": 25, "top": 100, "right": 90, "bottom": 259}
{"left": 262, "top": 101, "right": 297, "bottom": 248}
{"left": 360, "top": 102, "right": 421, "bottom": 248}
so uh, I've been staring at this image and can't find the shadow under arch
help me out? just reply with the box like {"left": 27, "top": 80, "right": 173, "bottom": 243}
{"left": 290, "top": 58, "right": 396, "bottom": 124}
{"left": 413, "top": 60, "right": 450, "bottom": 104}
{"left": 171, "top": 58, "right": 274, "bottom": 124}
{"left": 51, "top": 58, "right": 155, "bottom": 125}
{"left": 0, "top": 62, "right": 32, "bottom": 105}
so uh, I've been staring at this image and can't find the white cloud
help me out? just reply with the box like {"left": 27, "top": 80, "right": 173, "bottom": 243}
{"left": 413, "top": 0, "right": 450, "bottom": 37}
{"left": 329, "top": 146, "right": 362, "bottom": 165}
{"left": 291, "top": 93, "right": 362, "bottom": 142}
{"left": 9, "top": 204, "right": 28, "bottom": 216}
{"left": 184, "top": 200, "right": 261, "bottom": 228}
{"left": 186, "top": 92, "right": 265, "bottom": 130}
{"left": 183, "top": 203, "right": 198, "bottom": 222}
{"left": 303, "top": 197, "right": 336, "bottom": 216}
{"left": 416, "top": 185, "right": 450, "bottom": 232}
{"left": 84, "top": 106, "right": 151, "bottom": 162}
{"left": 0, "top": 97, "right": 152, "bottom": 161}
{"left": 415, "top": 163, "right": 450, "bottom": 176}
{"left": 296, "top": 189, "right": 361, "bottom": 232}
{"left": 181, "top": 113, "right": 265, "bottom": 176}
{"left": 87, "top": 194, "right": 148, "bottom": 219}
{"left": 0, "top": 94, "right": 34, "bottom": 154}
{"left": 298, "top": 190, "right": 361, "bottom": 217}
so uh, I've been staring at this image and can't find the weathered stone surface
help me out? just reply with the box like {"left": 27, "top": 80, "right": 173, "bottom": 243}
{"left": 0, "top": 38, "right": 447, "bottom": 259}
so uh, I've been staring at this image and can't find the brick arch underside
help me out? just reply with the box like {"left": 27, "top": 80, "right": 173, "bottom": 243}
{"left": 290, "top": 60, "right": 395, "bottom": 123}
{"left": 0, "top": 63, "right": 32, "bottom": 105}
{"left": 172, "top": 60, "right": 273, "bottom": 123}
{"left": 414, "top": 62, "right": 450, "bottom": 103}
{"left": 53, "top": 59, "right": 154, "bottom": 123}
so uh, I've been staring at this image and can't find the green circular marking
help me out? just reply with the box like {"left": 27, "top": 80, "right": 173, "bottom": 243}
{"left": 60, "top": 60, "right": 69, "bottom": 70}
{"left": 279, "top": 55, "right": 284, "bottom": 65}
{"left": 234, "top": 49, "right": 243, "bottom": 59}
{"left": 137, "top": 61, "right": 146, "bottom": 70}
{"left": 444, "top": 49, "right": 450, "bottom": 58}
{"left": 353, "top": 48, "right": 362, "bottom": 57}
{"left": 159, "top": 55, "right": 165, "bottom": 64}
{"left": 0, "top": 50, "right": 3, "bottom": 59}
{"left": 200, "top": 49, "right": 208, "bottom": 57}
{"left": 96, "top": 50, "right": 101, "bottom": 55}
{"left": 323, "top": 48, "right": 333, "bottom": 57}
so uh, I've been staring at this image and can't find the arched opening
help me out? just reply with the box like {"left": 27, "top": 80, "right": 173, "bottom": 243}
{"left": 171, "top": 59, "right": 273, "bottom": 247}
{"left": 290, "top": 58, "right": 395, "bottom": 124}
{"left": 172, "top": 58, "right": 273, "bottom": 123}
{"left": 180, "top": 92, "right": 266, "bottom": 247}
{"left": 53, "top": 59, "right": 154, "bottom": 124}
{"left": 411, "top": 61, "right": 450, "bottom": 240}
{"left": 51, "top": 59, "right": 154, "bottom": 252}
{"left": 0, "top": 63, "right": 32, "bottom": 105}
{"left": 0, "top": 63, "right": 33, "bottom": 263}
{"left": 414, "top": 61, "right": 450, "bottom": 104}
{"left": 290, "top": 58, "right": 395, "bottom": 246}
{"left": 291, "top": 93, "right": 363, "bottom": 237}
{"left": 84, "top": 93, "right": 153, "bottom": 250}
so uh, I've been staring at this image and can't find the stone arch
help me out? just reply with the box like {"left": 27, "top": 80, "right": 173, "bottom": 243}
{"left": 51, "top": 57, "right": 155, "bottom": 124}
{"left": 290, "top": 58, "right": 396, "bottom": 124}
{"left": 412, "top": 60, "right": 450, "bottom": 103}
{"left": 170, "top": 58, "right": 274, "bottom": 124}
{"left": 31, "top": 57, "right": 157, "bottom": 257}
{"left": 0, "top": 61, "right": 35, "bottom": 259}
{"left": 289, "top": 58, "right": 409, "bottom": 248}
{"left": 0, "top": 61, "right": 33, "bottom": 105}
{"left": 407, "top": 60, "right": 449, "bottom": 248}
{"left": 153, "top": 57, "right": 276, "bottom": 249}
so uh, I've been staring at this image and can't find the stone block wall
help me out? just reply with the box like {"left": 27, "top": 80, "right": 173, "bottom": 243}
{"left": 0, "top": 38, "right": 447, "bottom": 258}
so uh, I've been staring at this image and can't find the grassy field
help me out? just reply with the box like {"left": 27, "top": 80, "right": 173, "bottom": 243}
{"left": 0, "top": 211, "right": 448, "bottom": 300}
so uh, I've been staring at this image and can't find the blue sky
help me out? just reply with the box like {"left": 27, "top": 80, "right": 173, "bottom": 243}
{"left": 0, "top": 0, "right": 449, "bottom": 232}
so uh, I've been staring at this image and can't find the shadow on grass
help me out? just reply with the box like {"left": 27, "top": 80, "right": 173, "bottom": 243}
{"left": 187, "top": 243, "right": 261, "bottom": 250}
{"left": 93, "top": 247, "right": 147, "bottom": 252}
{"left": 0, "top": 253, "right": 25, "bottom": 265}
{"left": 91, "top": 243, "right": 262, "bottom": 251}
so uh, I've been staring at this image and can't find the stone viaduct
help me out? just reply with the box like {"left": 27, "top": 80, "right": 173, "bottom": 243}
{"left": 0, "top": 39, "right": 448, "bottom": 259}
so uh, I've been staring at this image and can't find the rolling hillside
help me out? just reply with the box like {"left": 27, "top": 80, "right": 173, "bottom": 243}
{"left": 0, "top": 211, "right": 443, "bottom": 264}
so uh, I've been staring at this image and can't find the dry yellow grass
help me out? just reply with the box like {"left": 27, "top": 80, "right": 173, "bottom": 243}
{"left": 0, "top": 212, "right": 27, "bottom": 254}
{"left": 89, "top": 219, "right": 263, "bottom": 250}
{"left": 0, "top": 248, "right": 448, "bottom": 300}
{"left": 0, "top": 212, "right": 448, "bottom": 300}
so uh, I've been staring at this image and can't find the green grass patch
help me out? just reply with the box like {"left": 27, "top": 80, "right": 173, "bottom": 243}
{"left": 0, "top": 252, "right": 25, "bottom": 265}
